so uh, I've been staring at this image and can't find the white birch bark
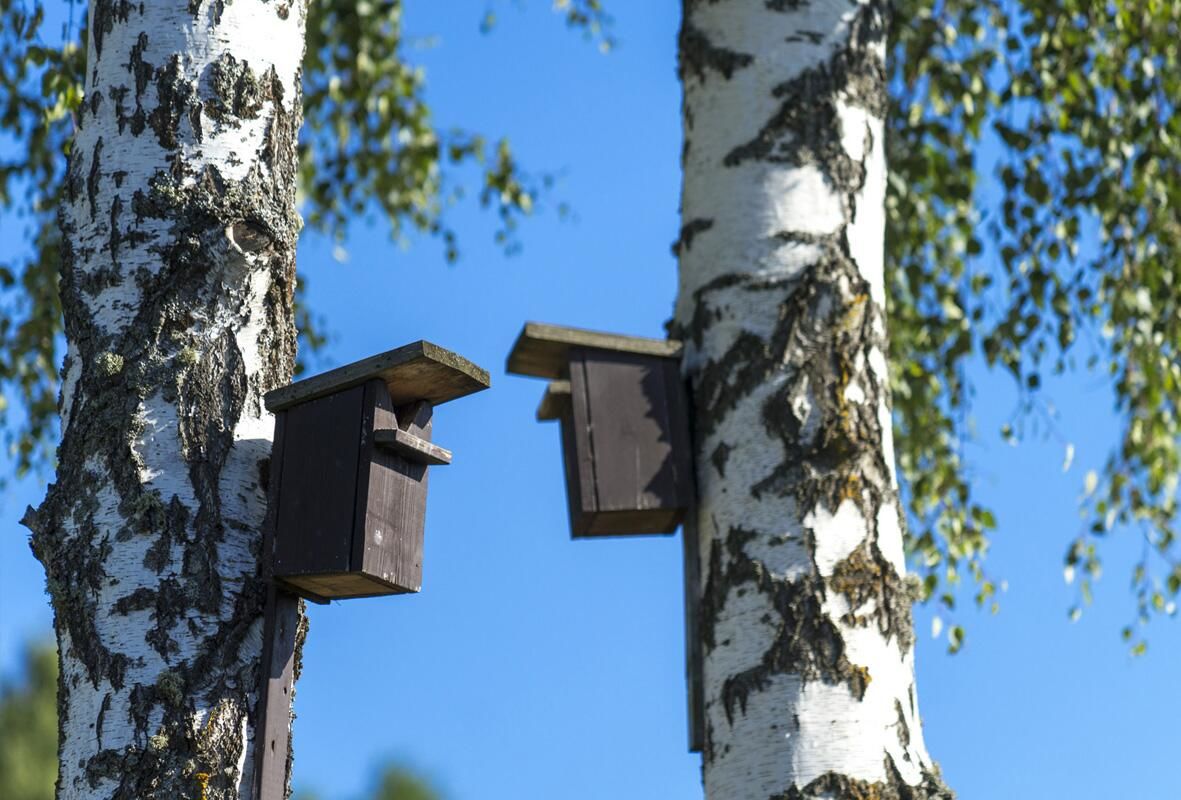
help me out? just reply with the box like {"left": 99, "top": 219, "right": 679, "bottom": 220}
{"left": 26, "top": 2, "right": 308, "bottom": 797}
{"left": 673, "top": 1, "right": 953, "bottom": 797}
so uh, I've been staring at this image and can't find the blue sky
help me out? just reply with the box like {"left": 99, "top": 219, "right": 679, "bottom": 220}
{"left": 1, "top": 3, "right": 1179, "bottom": 799}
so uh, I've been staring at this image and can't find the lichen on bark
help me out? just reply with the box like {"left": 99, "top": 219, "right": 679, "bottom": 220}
{"left": 676, "top": 0, "right": 952, "bottom": 796}
{"left": 27, "top": 2, "right": 309, "bottom": 797}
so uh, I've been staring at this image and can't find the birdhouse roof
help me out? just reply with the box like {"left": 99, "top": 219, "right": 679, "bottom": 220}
{"left": 265, "top": 340, "right": 491, "bottom": 412}
{"left": 506, "top": 322, "right": 682, "bottom": 380}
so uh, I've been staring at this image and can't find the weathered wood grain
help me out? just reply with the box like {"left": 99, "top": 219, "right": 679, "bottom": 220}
{"left": 535, "top": 380, "right": 571, "bottom": 421}
{"left": 374, "top": 428, "right": 452, "bottom": 465}
{"left": 265, "top": 340, "right": 490, "bottom": 412}
{"left": 272, "top": 386, "right": 364, "bottom": 578}
{"left": 359, "top": 381, "right": 427, "bottom": 594}
{"left": 255, "top": 412, "right": 299, "bottom": 800}
{"left": 507, "top": 322, "right": 683, "bottom": 380}
{"left": 566, "top": 346, "right": 690, "bottom": 537}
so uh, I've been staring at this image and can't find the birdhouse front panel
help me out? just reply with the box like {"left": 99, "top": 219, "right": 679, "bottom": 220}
{"left": 355, "top": 386, "right": 430, "bottom": 595}
{"left": 565, "top": 346, "right": 693, "bottom": 537}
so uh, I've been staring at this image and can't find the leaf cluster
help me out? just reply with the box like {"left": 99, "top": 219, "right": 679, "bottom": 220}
{"left": 0, "top": 0, "right": 557, "bottom": 473}
{"left": 300, "top": 0, "right": 539, "bottom": 261}
{"left": 888, "top": 0, "right": 1181, "bottom": 651}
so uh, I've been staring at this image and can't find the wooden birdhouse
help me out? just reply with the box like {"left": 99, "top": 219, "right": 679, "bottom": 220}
{"left": 507, "top": 323, "right": 693, "bottom": 537}
{"left": 263, "top": 341, "right": 490, "bottom": 602}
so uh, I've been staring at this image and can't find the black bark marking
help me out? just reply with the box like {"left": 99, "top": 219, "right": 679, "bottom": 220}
{"left": 87, "top": 138, "right": 104, "bottom": 220}
{"left": 673, "top": 217, "right": 714, "bottom": 256}
{"left": 725, "top": 1, "right": 887, "bottom": 186}
{"left": 96, "top": 692, "right": 111, "bottom": 747}
{"left": 25, "top": 505, "right": 130, "bottom": 692}
{"left": 36, "top": 3, "right": 308, "bottom": 791}
{"left": 711, "top": 441, "right": 732, "bottom": 477}
{"left": 678, "top": 0, "right": 945, "bottom": 788}
{"left": 700, "top": 526, "right": 872, "bottom": 734}
{"left": 785, "top": 30, "right": 825, "bottom": 45}
{"left": 91, "top": 0, "right": 136, "bottom": 60}
{"left": 205, "top": 54, "right": 274, "bottom": 124}
{"left": 144, "top": 496, "right": 189, "bottom": 573}
{"left": 775, "top": 756, "right": 955, "bottom": 800}
{"left": 831, "top": 540, "right": 914, "bottom": 649}
{"left": 148, "top": 55, "right": 198, "bottom": 149}
{"left": 130, "top": 33, "right": 152, "bottom": 99}
{"left": 894, "top": 699, "right": 911, "bottom": 750}
{"left": 112, "top": 586, "right": 157, "bottom": 615}
{"left": 679, "top": 22, "right": 754, "bottom": 82}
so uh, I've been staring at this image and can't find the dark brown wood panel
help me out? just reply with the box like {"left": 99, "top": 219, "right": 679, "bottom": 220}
{"left": 374, "top": 428, "right": 452, "bottom": 465}
{"left": 253, "top": 588, "right": 298, "bottom": 800}
{"left": 566, "top": 353, "right": 599, "bottom": 536}
{"left": 560, "top": 347, "right": 693, "bottom": 536}
{"left": 357, "top": 382, "right": 426, "bottom": 593}
{"left": 662, "top": 356, "right": 695, "bottom": 513}
{"left": 254, "top": 411, "right": 291, "bottom": 799}
{"left": 273, "top": 386, "right": 364, "bottom": 578}
{"left": 578, "top": 348, "right": 684, "bottom": 512}
{"left": 279, "top": 572, "right": 404, "bottom": 600}
{"left": 584, "top": 509, "right": 682, "bottom": 536}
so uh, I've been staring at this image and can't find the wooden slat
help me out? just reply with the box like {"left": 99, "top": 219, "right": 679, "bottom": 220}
{"left": 507, "top": 322, "right": 683, "bottom": 380}
{"left": 255, "top": 589, "right": 299, "bottom": 800}
{"left": 265, "top": 340, "right": 490, "bottom": 412}
{"left": 272, "top": 386, "right": 364, "bottom": 579}
{"left": 566, "top": 353, "right": 599, "bottom": 536}
{"left": 396, "top": 400, "right": 433, "bottom": 434}
{"left": 280, "top": 571, "right": 408, "bottom": 600}
{"left": 374, "top": 428, "right": 452, "bottom": 465}
{"left": 582, "top": 510, "right": 682, "bottom": 536}
{"left": 255, "top": 412, "right": 298, "bottom": 800}
{"left": 358, "top": 382, "right": 427, "bottom": 594}
{"left": 535, "top": 380, "right": 570, "bottom": 421}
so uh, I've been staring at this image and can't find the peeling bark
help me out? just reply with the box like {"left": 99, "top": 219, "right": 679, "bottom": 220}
{"left": 674, "top": 1, "right": 952, "bottom": 797}
{"left": 29, "top": 2, "right": 308, "bottom": 797}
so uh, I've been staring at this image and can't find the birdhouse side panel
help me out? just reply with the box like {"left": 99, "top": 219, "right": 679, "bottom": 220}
{"left": 557, "top": 399, "right": 594, "bottom": 536}
{"left": 272, "top": 385, "right": 365, "bottom": 578}
{"left": 661, "top": 355, "right": 695, "bottom": 510}
{"left": 565, "top": 355, "right": 600, "bottom": 536}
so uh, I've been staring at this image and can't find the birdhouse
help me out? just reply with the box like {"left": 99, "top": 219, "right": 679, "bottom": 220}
{"left": 263, "top": 340, "right": 490, "bottom": 602}
{"left": 507, "top": 323, "right": 694, "bottom": 537}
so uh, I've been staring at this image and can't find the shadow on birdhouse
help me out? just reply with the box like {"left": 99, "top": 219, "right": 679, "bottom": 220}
{"left": 264, "top": 340, "right": 490, "bottom": 602}
{"left": 507, "top": 322, "right": 693, "bottom": 537}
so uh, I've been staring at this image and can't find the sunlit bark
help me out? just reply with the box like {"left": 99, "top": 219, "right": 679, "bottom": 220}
{"left": 28, "top": 2, "right": 308, "bottom": 796}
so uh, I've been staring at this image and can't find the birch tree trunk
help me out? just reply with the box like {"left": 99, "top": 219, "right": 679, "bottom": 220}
{"left": 25, "top": 2, "right": 308, "bottom": 797}
{"left": 674, "top": 2, "right": 954, "bottom": 797}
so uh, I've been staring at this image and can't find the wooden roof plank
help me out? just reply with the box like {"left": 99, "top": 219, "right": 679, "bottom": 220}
{"left": 535, "top": 380, "right": 571, "bottom": 421}
{"left": 506, "top": 322, "right": 682, "bottom": 380}
{"left": 265, "top": 340, "right": 490, "bottom": 412}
